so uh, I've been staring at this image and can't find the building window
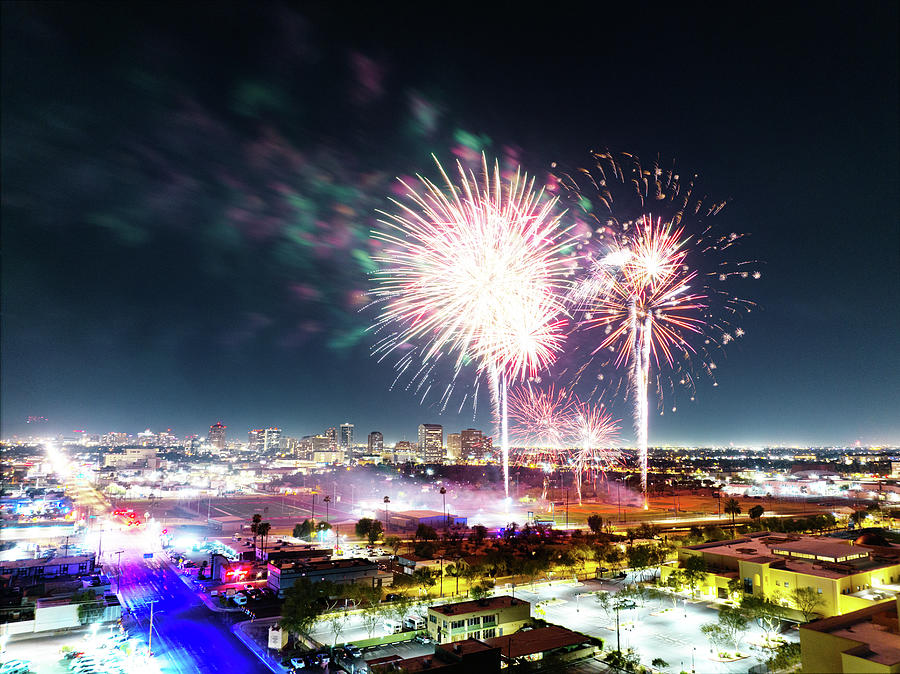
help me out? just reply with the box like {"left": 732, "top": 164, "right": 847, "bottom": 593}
{"left": 817, "top": 588, "right": 822, "bottom": 594}
{"left": 429, "top": 615, "right": 437, "bottom": 624}
{"left": 784, "top": 582, "right": 789, "bottom": 589}
{"left": 469, "top": 631, "right": 480, "bottom": 640}
{"left": 774, "top": 580, "right": 780, "bottom": 586}
{"left": 451, "top": 620, "right": 465, "bottom": 630}
{"left": 483, "top": 628, "right": 496, "bottom": 639}
{"left": 467, "top": 617, "right": 481, "bottom": 627}
{"left": 483, "top": 614, "right": 497, "bottom": 626}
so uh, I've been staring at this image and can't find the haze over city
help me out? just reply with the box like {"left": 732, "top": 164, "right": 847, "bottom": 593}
{"left": 1, "top": 4, "right": 898, "bottom": 674}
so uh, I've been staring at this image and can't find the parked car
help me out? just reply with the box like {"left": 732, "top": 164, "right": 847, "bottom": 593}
{"left": 289, "top": 656, "right": 307, "bottom": 669}
{"left": 414, "top": 634, "right": 432, "bottom": 644}
{"left": 345, "top": 644, "right": 362, "bottom": 658}
{"left": 0, "top": 660, "right": 31, "bottom": 674}
{"left": 232, "top": 594, "right": 248, "bottom": 606}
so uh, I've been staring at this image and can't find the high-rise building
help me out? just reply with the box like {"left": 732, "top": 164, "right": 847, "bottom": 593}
{"left": 340, "top": 423, "right": 354, "bottom": 460}
{"left": 447, "top": 433, "right": 462, "bottom": 461}
{"left": 208, "top": 422, "right": 226, "bottom": 450}
{"left": 326, "top": 427, "right": 338, "bottom": 450}
{"left": 368, "top": 431, "right": 384, "bottom": 455}
{"left": 264, "top": 427, "right": 282, "bottom": 453}
{"left": 248, "top": 429, "right": 265, "bottom": 452}
{"left": 461, "top": 428, "right": 487, "bottom": 460}
{"left": 394, "top": 440, "right": 414, "bottom": 464}
{"left": 418, "top": 424, "right": 444, "bottom": 464}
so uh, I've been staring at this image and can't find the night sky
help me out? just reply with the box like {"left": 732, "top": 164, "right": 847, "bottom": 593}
{"left": 2, "top": 3, "right": 898, "bottom": 446}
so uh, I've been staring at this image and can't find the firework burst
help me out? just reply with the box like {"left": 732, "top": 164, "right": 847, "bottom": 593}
{"left": 567, "top": 400, "right": 622, "bottom": 503}
{"left": 508, "top": 384, "right": 576, "bottom": 468}
{"left": 559, "top": 151, "right": 759, "bottom": 508}
{"left": 370, "top": 155, "right": 576, "bottom": 497}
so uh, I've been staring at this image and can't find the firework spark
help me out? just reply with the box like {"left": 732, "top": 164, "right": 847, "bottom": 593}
{"left": 508, "top": 384, "right": 577, "bottom": 468}
{"left": 568, "top": 400, "right": 621, "bottom": 504}
{"left": 370, "top": 155, "right": 576, "bottom": 497}
{"left": 560, "top": 151, "right": 759, "bottom": 509}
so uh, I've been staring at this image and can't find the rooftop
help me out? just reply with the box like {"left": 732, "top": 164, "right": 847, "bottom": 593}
{"left": 482, "top": 625, "right": 595, "bottom": 659}
{"left": 802, "top": 599, "right": 900, "bottom": 666}
{"left": 269, "top": 557, "right": 376, "bottom": 572}
{"left": 430, "top": 595, "right": 529, "bottom": 616}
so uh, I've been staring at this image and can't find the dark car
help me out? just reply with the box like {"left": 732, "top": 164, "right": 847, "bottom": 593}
{"left": 384, "top": 593, "right": 401, "bottom": 602}
{"left": 345, "top": 645, "right": 362, "bottom": 659}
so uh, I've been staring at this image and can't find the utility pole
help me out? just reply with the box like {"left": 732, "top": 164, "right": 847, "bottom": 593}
{"left": 440, "top": 487, "right": 447, "bottom": 531}
{"left": 615, "top": 603, "right": 621, "bottom": 655}
{"left": 565, "top": 489, "right": 569, "bottom": 530}
{"left": 113, "top": 550, "right": 124, "bottom": 593}
{"left": 148, "top": 600, "right": 159, "bottom": 655}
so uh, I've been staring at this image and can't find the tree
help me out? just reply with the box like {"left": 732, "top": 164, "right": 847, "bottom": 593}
{"left": 603, "top": 547, "right": 625, "bottom": 574}
{"left": 470, "top": 580, "right": 494, "bottom": 601}
{"left": 257, "top": 522, "right": 271, "bottom": 556}
{"left": 388, "top": 594, "right": 415, "bottom": 624}
{"left": 414, "top": 541, "right": 437, "bottom": 559}
{"left": 367, "top": 520, "right": 384, "bottom": 544}
{"left": 740, "top": 595, "right": 786, "bottom": 646}
{"left": 626, "top": 545, "right": 652, "bottom": 581}
{"left": 416, "top": 524, "right": 438, "bottom": 542}
{"left": 700, "top": 623, "right": 730, "bottom": 653}
{"left": 682, "top": 555, "right": 708, "bottom": 598}
{"left": 294, "top": 519, "right": 314, "bottom": 540}
{"left": 321, "top": 608, "right": 350, "bottom": 646}
{"left": 723, "top": 498, "right": 742, "bottom": 537}
{"left": 251, "top": 513, "right": 262, "bottom": 549}
{"left": 280, "top": 579, "right": 338, "bottom": 640}
{"left": 470, "top": 525, "right": 488, "bottom": 549}
{"left": 412, "top": 567, "right": 438, "bottom": 597}
{"left": 790, "top": 586, "right": 825, "bottom": 622}
{"left": 587, "top": 513, "right": 604, "bottom": 535}
{"left": 727, "top": 577, "right": 744, "bottom": 601}
{"left": 604, "top": 648, "right": 640, "bottom": 672}
{"left": 718, "top": 605, "right": 749, "bottom": 650}
{"left": 595, "top": 591, "right": 616, "bottom": 623}
{"left": 748, "top": 504, "right": 765, "bottom": 522}
{"left": 349, "top": 585, "right": 385, "bottom": 638}
{"left": 74, "top": 590, "right": 105, "bottom": 625}
{"left": 445, "top": 559, "right": 468, "bottom": 596}
{"left": 767, "top": 641, "right": 801, "bottom": 671}
{"left": 651, "top": 657, "right": 669, "bottom": 671}
{"left": 385, "top": 535, "right": 402, "bottom": 555}
{"left": 849, "top": 510, "right": 869, "bottom": 528}
{"left": 355, "top": 518, "right": 376, "bottom": 539}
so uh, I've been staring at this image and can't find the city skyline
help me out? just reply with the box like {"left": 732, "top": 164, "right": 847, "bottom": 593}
{"left": 2, "top": 4, "right": 898, "bottom": 447}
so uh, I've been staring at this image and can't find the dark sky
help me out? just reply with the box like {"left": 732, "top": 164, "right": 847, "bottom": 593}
{"left": 2, "top": 2, "right": 898, "bottom": 446}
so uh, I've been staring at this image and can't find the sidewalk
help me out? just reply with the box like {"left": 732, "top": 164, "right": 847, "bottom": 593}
{"left": 232, "top": 618, "right": 290, "bottom": 674}
{"left": 161, "top": 554, "right": 242, "bottom": 613}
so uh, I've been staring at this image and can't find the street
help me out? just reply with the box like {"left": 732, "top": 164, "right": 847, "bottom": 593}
{"left": 110, "top": 527, "right": 269, "bottom": 674}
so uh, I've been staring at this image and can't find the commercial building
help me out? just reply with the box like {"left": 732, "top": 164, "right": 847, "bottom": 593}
{"left": 427, "top": 596, "right": 532, "bottom": 643}
{"left": 367, "top": 431, "right": 384, "bottom": 455}
{"left": 390, "top": 509, "right": 467, "bottom": 531}
{"left": 418, "top": 424, "right": 444, "bottom": 464}
{"left": 266, "top": 557, "right": 382, "bottom": 595}
{"left": 248, "top": 429, "right": 266, "bottom": 452}
{"left": 446, "top": 434, "right": 461, "bottom": 461}
{"left": 340, "top": 423, "right": 354, "bottom": 460}
{"left": 264, "top": 427, "right": 282, "bottom": 453}
{"left": 208, "top": 422, "right": 227, "bottom": 449}
{"left": 460, "top": 429, "right": 485, "bottom": 461}
{"left": 483, "top": 625, "right": 600, "bottom": 669}
{"left": 662, "top": 532, "right": 900, "bottom": 618}
{"left": 0, "top": 554, "right": 97, "bottom": 587}
{"left": 800, "top": 597, "right": 900, "bottom": 673}
{"left": 101, "top": 446, "right": 158, "bottom": 469}
{"left": 394, "top": 440, "right": 414, "bottom": 464}
{"left": 367, "top": 639, "right": 501, "bottom": 673}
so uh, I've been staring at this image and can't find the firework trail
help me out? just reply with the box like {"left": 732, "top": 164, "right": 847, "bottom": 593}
{"left": 370, "top": 154, "right": 576, "bottom": 497}
{"left": 567, "top": 399, "right": 621, "bottom": 504}
{"left": 558, "top": 151, "right": 759, "bottom": 509}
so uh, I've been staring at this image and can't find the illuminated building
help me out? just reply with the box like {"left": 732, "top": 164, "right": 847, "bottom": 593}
{"left": 418, "top": 424, "right": 444, "bottom": 464}
{"left": 266, "top": 557, "right": 381, "bottom": 595}
{"left": 325, "top": 426, "right": 338, "bottom": 450}
{"left": 447, "top": 433, "right": 461, "bottom": 461}
{"left": 263, "top": 427, "right": 282, "bottom": 453}
{"left": 394, "top": 440, "right": 414, "bottom": 464}
{"left": 340, "top": 422, "right": 354, "bottom": 460}
{"left": 460, "top": 428, "right": 488, "bottom": 461}
{"left": 662, "top": 532, "right": 900, "bottom": 618}
{"left": 427, "top": 596, "right": 532, "bottom": 643}
{"left": 248, "top": 429, "right": 265, "bottom": 452}
{"left": 208, "top": 422, "right": 226, "bottom": 449}
{"left": 800, "top": 597, "right": 900, "bottom": 673}
{"left": 368, "top": 431, "right": 384, "bottom": 455}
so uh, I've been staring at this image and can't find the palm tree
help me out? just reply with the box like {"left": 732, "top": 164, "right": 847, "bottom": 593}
{"left": 724, "top": 498, "right": 741, "bottom": 538}
{"left": 251, "top": 513, "right": 262, "bottom": 549}
{"left": 257, "top": 522, "right": 271, "bottom": 557}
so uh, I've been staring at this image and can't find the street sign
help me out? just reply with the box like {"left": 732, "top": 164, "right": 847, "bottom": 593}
{"left": 143, "top": 553, "right": 154, "bottom": 559}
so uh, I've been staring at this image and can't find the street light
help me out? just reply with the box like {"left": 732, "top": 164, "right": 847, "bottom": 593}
{"left": 439, "top": 487, "right": 447, "bottom": 531}
{"left": 323, "top": 495, "right": 331, "bottom": 525}
{"left": 383, "top": 496, "right": 390, "bottom": 533}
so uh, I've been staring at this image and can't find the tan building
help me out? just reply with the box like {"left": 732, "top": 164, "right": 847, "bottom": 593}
{"left": 427, "top": 595, "right": 531, "bottom": 643}
{"left": 800, "top": 597, "right": 900, "bottom": 673}
{"left": 662, "top": 532, "right": 900, "bottom": 619}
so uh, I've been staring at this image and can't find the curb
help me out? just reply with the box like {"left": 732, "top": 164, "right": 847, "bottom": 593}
{"left": 231, "top": 618, "right": 289, "bottom": 673}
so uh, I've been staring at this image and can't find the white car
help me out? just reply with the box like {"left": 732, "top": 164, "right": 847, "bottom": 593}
{"left": 0, "top": 661, "right": 31, "bottom": 674}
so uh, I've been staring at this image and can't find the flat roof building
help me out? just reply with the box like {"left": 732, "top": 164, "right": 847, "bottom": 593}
{"left": 427, "top": 595, "right": 531, "bottom": 643}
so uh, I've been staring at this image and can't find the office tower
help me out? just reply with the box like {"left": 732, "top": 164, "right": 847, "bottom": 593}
{"left": 208, "top": 422, "right": 227, "bottom": 450}
{"left": 248, "top": 429, "right": 265, "bottom": 451}
{"left": 447, "top": 433, "right": 462, "bottom": 461}
{"left": 394, "top": 440, "right": 414, "bottom": 464}
{"left": 418, "top": 424, "right": 444, "bottom": 464}
{"left": 460, "top": 428, "right": 485, "bottom": 460}
{"left": 326, "top": 427, "right": 338, "bottom": 450}
{"left": 340, "top": 422, "right": 354, "bottom": 460}
{"left": 368, "top": 431, "right": 384, "bottom": 455}
{"left": 264, "top": 427, "right": 282, "bottom": 453}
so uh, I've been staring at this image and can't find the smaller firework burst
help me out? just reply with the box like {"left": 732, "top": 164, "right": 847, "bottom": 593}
{"left": 507, "top": 384, "right": 576, "bottom": 468}
{"left": 567, "top": 400, "right": 622, "bottom": 503}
